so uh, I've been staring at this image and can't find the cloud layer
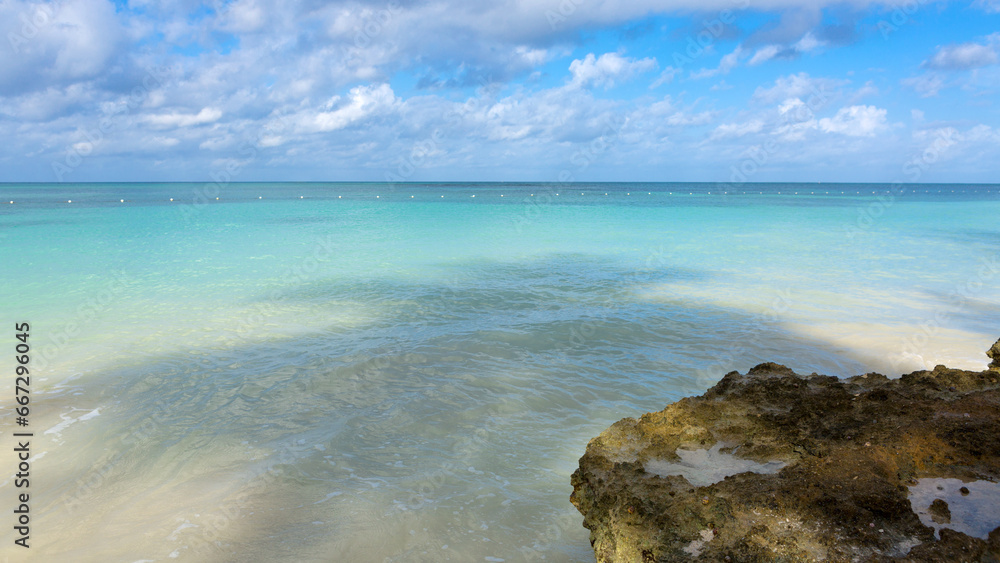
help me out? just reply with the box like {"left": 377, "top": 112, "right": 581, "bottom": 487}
{"left": 1, "top": 0, "right": 999, "bottom": 182}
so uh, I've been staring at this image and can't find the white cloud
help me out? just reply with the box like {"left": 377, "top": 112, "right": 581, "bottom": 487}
{"left": 691, "top": 46, "right": 743, "bottom": 79}
{"left": 849, "top": 80, "right": 879, "bottom": 102}
{"left": 220, "top": 0, "right": 266, "bottom": 34}
{"left": 709, "top": 119, "right": 764, "bottom": 140}
{"left": 818, "top": 105, "right": 887, "bottom": 137}
{"left": 145, "top": 108, "right": 223, "bottom": 128}
{"left": 902, "top": 73, "right": 946, "bottom": 97}
{"left": 748, "top": 32, "right": 825, "bottom": 66}
{"left": 0, "top": 0, "right": 125, "bottom": 95}
{"left": 964, "top": 124, "right": 999, "bottom": 143}
{"left": 306, "top": 83, "right": 399, "bottom": 132}
{"left": 639, "top": 97, "right": 714, "bottom": 127}
{"left": 751, "top": 73, "right": 847, "bottom": 105}
{"left": 912, "top": 126, "right": 961, "bottom": 143}
{"left": 199, "top": 135, "right": 234, "bottom": 151}
{"left": 749, "top": 45, "right": 782, "bottom": 66}
{"left": 778, "top": 97, "right": 808, "bottom": 116}
{"left": 774, "top": 104, "right": 818, "bottom": 141}
{"left": 924, "top": 34, "right": 1000, "bottom": 70}
{"left": 794, "top": 32, "right": 824, "bottom": 53}
{"left": 568, "top": 52, "right": 657, "bottom": 89}
{"left": 0, "top": 83, "right": 97, "bottom": 121}
{"left": 513, "top": 46, "right": 549, "bottom": 67}
{"left": 50, "top": 0, "right": 124, "bottom": 78}
{"left": 650, "top": 66, "right": 680, "bottom": 89}
{"left": 2, "top": 0, "right": 999, "bottom": 182}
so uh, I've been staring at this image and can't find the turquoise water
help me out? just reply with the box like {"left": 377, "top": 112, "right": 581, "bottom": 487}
{"left": 1, "top": 182, "right": 998, "bottom": 561}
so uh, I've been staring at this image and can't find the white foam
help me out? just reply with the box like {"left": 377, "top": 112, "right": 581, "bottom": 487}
{"left": 43, "top": 408, "right": 101, "bottom": 437}
{"left": 168, "top": 521, "right": 198, "bottom": 541}
{"left": 44, "top": 414, "right": 78, "bottom": 436}
{"left": 907, "top": 478, "right": 1000, "bottom": 539}
{"left": 313, "top": 491, "right": 342, "bottom": 504}
{"left": 644, "top": 443, "right": 786, "bottom": 487}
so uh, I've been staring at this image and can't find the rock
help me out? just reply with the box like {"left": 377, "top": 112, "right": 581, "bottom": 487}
{"left": 989, "top": 338, "right": 1000, "bottom": 371}
{"left": 571, "top": 346, "right": 1000, "bottom": 562}
{"left": 928, "top": 499, "right": 951, "bottom": 524}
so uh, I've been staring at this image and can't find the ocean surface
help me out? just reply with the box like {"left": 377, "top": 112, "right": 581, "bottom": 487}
{"left": 1, "top": 182, "right": 998, "bottom": 562}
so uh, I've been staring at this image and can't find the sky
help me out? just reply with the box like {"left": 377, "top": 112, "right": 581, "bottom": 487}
{"left": 1, "top": 0, "right": 999, "bottom": 183}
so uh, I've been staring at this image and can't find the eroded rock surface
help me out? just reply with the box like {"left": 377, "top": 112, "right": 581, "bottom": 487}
{"left": 571, "top": 339, "right": 1000, "bottom": 562}
{"left": 989, "top": 338, "right": 1000, "bottom": 371}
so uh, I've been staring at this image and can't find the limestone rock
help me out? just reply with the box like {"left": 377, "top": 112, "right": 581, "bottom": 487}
{"left": 928, "top": 499, "right": 951, "bottom": 524}
{"left": 571, "top": 350, "right": 1000, "bottom": 562}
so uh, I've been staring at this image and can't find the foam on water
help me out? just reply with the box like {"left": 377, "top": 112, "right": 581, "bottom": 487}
{"left": 1, "top": 182, "right": 998, "bottom": 561}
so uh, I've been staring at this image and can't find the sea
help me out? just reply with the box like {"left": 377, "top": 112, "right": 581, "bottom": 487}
{"left": 0, "top": 182, "right": 998, "bottom": 562}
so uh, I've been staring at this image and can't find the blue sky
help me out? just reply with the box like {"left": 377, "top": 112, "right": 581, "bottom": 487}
{"left": 1, "top": 0, "right": 999, "bottom": 183}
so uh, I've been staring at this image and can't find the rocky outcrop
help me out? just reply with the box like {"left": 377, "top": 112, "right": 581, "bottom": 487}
{"left": 989, "top": 338, "right": 1000, "bottom": 371}
{"left": 571, "top": 339, "right": 1000, "bottom": 562}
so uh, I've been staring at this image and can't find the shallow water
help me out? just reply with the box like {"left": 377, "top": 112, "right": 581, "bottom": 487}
{"left": 908, "top": 478, "right": 1000, "bottom": 539}
{"left": 1, "top": 182, "right": 998, "bottom": 561}
{"left": 644, "top": 444, "right": 787, "bottom": 487}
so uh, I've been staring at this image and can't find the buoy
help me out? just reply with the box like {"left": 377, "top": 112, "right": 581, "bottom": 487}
{"left": 300, "top": 196, "right": 304, "bottom": 199}
{"left": 120, "top": 199, "right": 124, "bottom": 202}
{"left": 258, "top": 196, "right": 262, "bottom": 199}
{"left": 68, "top": 200, "right": 72, "bottom": 203}
{"left": 170, "top": 198, "right": 174, "bottom": 201}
